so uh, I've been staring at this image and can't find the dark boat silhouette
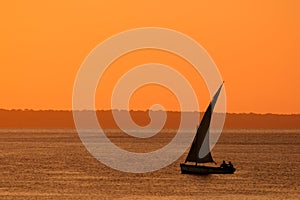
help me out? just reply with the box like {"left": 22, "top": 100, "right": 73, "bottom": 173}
{"left": 180, "top": 83, "right": 236, "bottom": 175}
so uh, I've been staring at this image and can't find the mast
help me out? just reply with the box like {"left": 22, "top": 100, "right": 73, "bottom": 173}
{"left": 185, "top": 83, "right": 223, "bottom": 163}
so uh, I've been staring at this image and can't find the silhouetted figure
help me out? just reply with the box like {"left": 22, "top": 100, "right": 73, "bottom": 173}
{"left": 228, "top": 161, "right": 233, "bottom": 169}
{"left": 220, "top": 160, "right": 227, "bottom": 168}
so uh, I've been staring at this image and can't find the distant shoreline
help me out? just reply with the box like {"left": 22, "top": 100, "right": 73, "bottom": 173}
{"left": 0, "top": 109, "right": 299, "bottom": 129}
{"left": 2, "top": 108, "right": 299, "bottom": 115}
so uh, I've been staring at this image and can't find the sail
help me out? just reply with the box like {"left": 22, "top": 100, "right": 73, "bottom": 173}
{"left": 185, "top": 83, "right": 223, "bottom": 163}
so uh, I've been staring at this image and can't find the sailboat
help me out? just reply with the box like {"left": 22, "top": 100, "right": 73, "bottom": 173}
{"left": 180, "top": 83, "right": 236, "bottom": 175}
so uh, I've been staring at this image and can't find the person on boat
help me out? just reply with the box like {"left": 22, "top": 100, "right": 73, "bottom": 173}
{"left": 220, "top": 160, "right": 227, "bottom": 168}
{"left": 228, "top": 161, "right": 233, "bottom": 169}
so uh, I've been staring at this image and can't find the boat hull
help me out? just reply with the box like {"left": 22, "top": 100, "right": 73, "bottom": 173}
{"left": 180, "top": 163, "right": 236, "bottom": 175}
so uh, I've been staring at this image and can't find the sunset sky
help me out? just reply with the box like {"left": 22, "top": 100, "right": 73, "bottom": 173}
{"left": 0, "top": 1, "right": 299, "bottom": 113}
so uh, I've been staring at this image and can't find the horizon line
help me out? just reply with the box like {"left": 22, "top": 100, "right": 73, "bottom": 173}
{"left": 0, "top": 108, "right": 299, "bottom": 115}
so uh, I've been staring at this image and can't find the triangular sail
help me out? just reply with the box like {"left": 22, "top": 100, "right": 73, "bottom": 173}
{"left": 185, "top": 83, "right": 223, "bottom": 163}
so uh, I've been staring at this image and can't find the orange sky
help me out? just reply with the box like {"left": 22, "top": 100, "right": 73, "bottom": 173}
{"left": 0, "top": 1, "right": 299, "bottom": 113}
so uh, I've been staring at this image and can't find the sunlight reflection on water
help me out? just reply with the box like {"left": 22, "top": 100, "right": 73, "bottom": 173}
{"left": 0, "top": 129, "right": 299, "bottom": 199}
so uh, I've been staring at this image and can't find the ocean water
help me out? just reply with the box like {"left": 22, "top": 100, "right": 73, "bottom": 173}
{"left": 0, "top": 129, "right": 299, "bottom": 199}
